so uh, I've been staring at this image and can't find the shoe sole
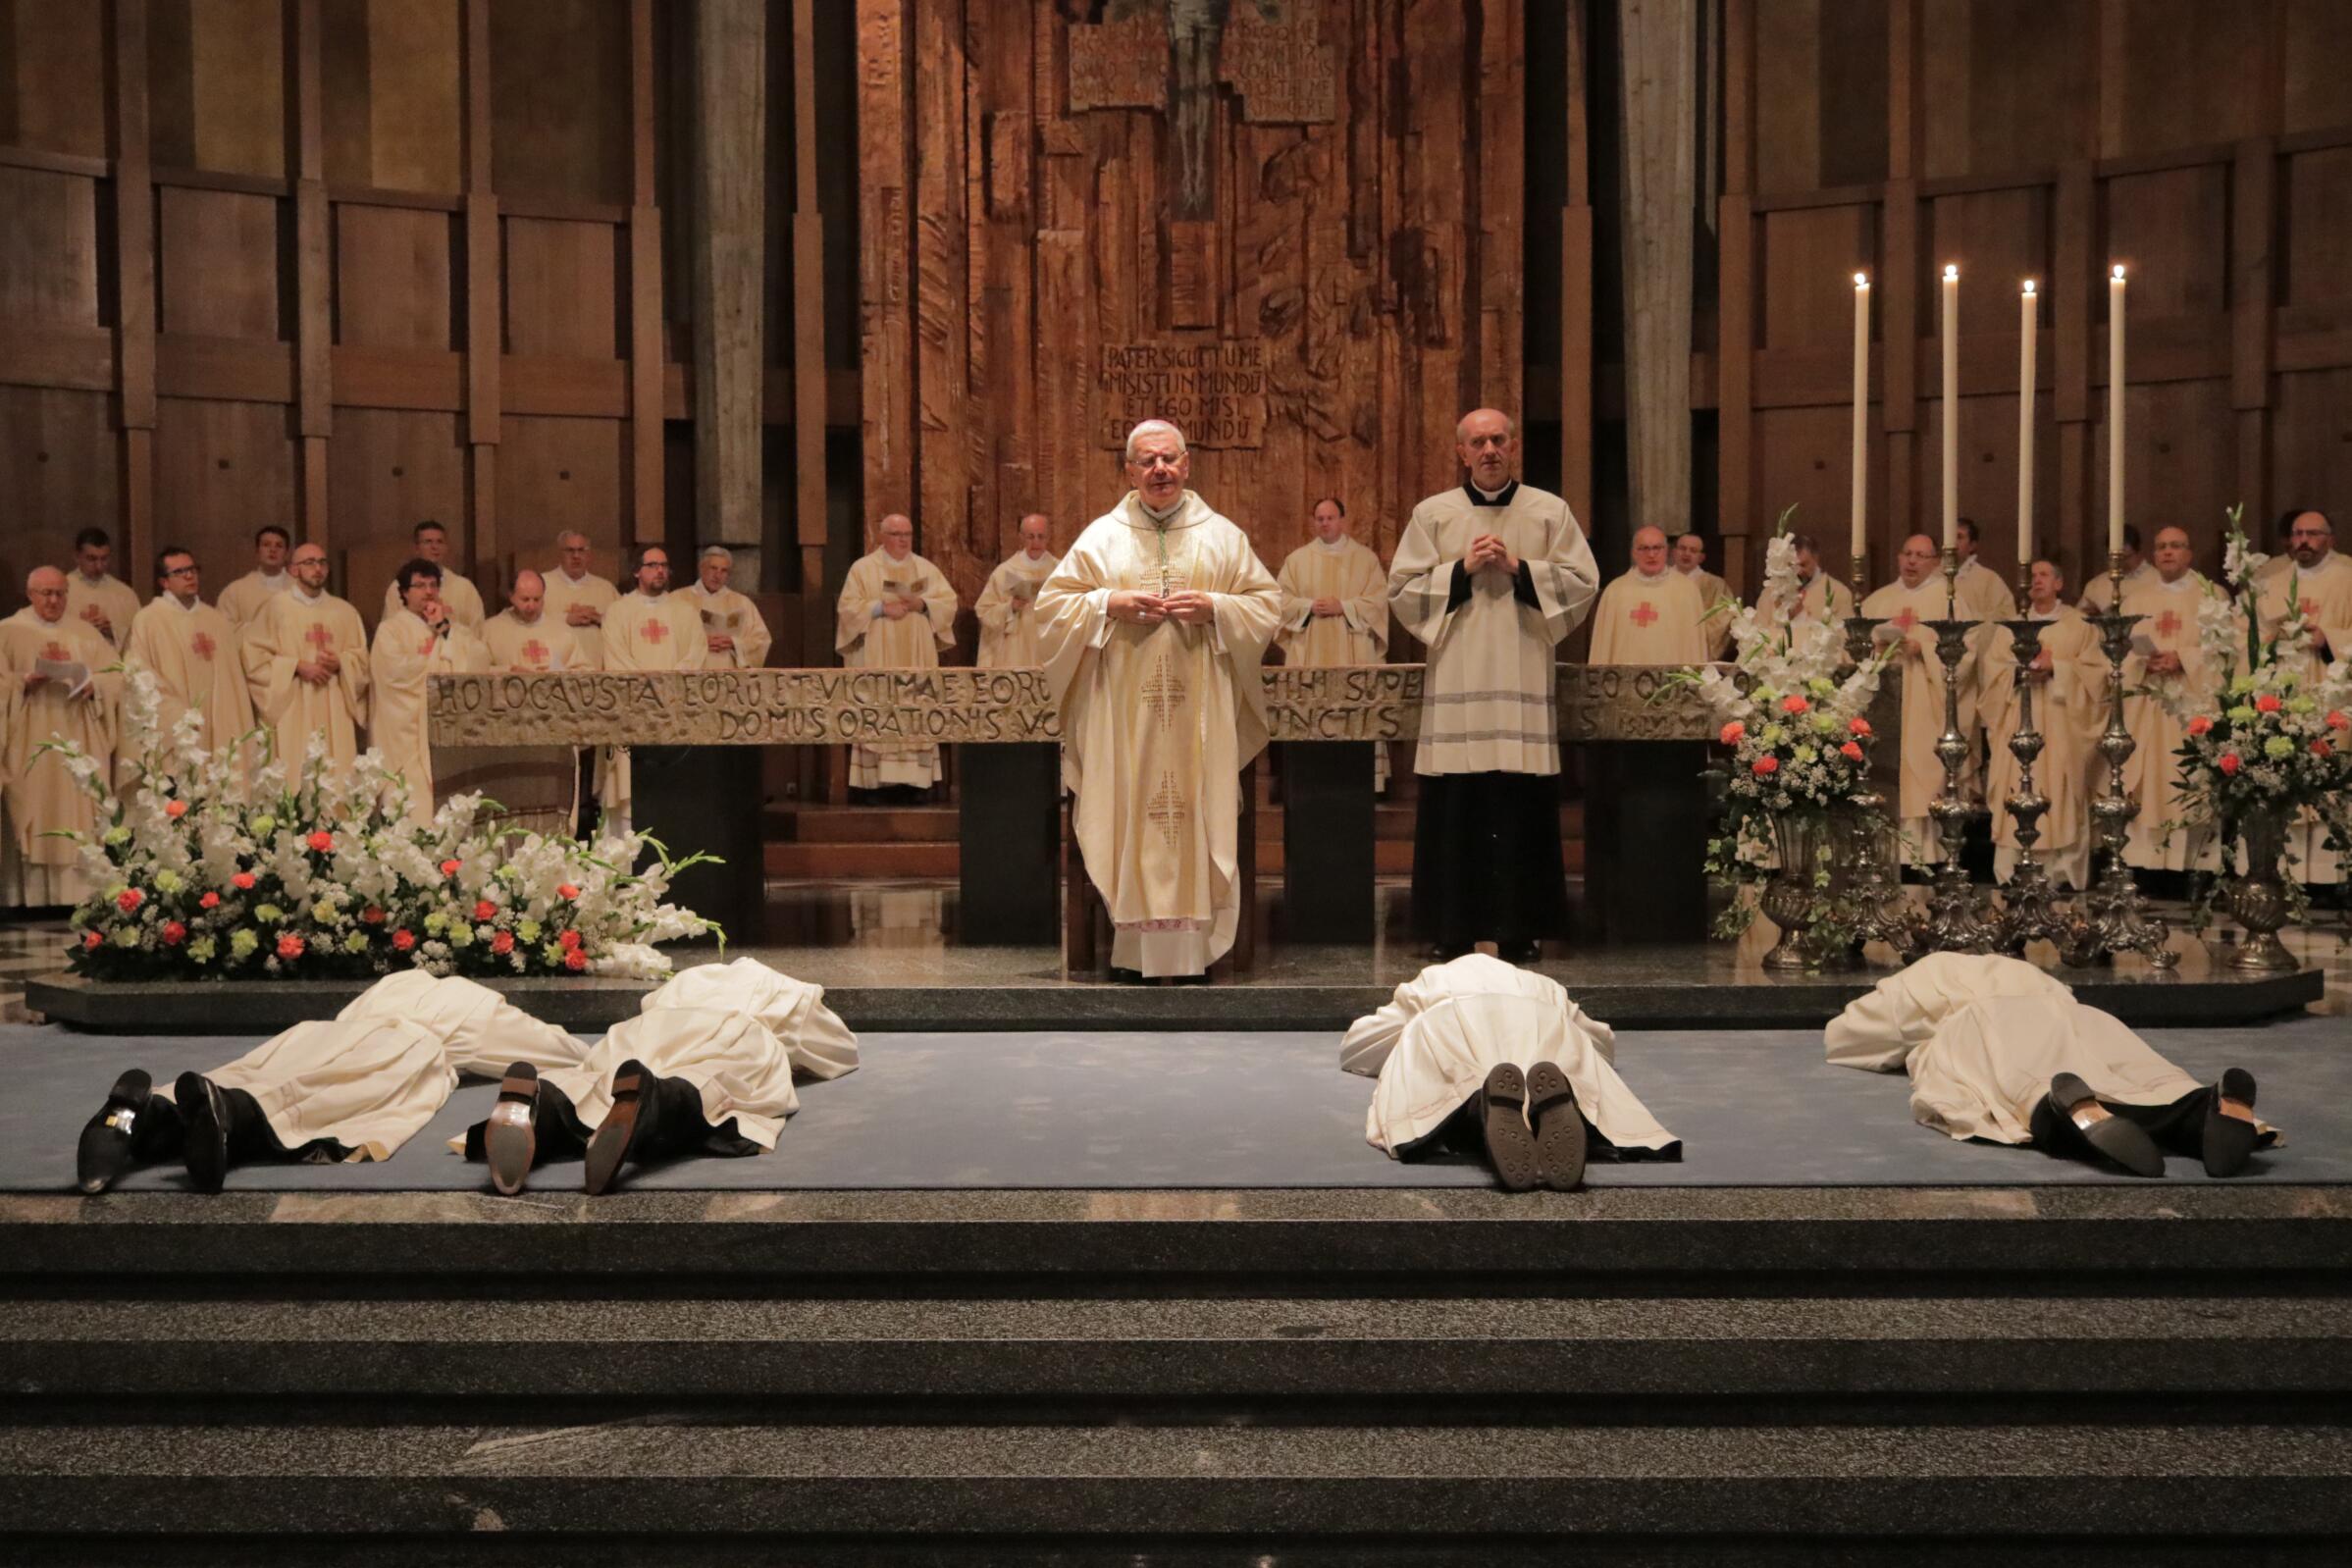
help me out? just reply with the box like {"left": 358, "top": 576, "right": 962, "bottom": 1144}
{"left": 75, "top": 1069, "right": 153, "bottom": 1195}
{"left": 2050, "top": 1072, "right": 2165, "bottom": 1178}
{"left": 178, "top": 1072, "right": 231, "bottom": 1195}
{"left": 1480, "top": 1064, "right": 1541, "bottom": 1193}
{"left": 2204, "top": 1071, "right": 2261, "bottom": 1178}
{"left": 485, "top": 1066, "right": 542, "bottom": 1198}
{"left": 1524, "top": 1062, "right": 1587, "bottom": 1192}
{"left": 583, "top": 1063, "right": 649, "bottom": 1197}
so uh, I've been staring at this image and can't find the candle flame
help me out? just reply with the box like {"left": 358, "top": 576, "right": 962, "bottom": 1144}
{"left": 2113, "top": 264, "right": 2126, "bottom": 280}
{"left": 2023, "top": 280, "right": 2037, "bottom": 295}
{"left": 1855, "top": 273, "right": 1868, "bottom": 287}
{"left": 1944, "top": 264, "right": 1959, "bottom": 281}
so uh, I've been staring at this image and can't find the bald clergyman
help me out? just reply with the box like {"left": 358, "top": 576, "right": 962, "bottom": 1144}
{"left": 1589, "top": 526, "right": 1708, "bottom": 665}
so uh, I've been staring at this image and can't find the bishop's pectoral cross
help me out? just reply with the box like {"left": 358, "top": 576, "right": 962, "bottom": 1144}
{"left": 1630, "top": 601, "right": 1658, "bottom": 628}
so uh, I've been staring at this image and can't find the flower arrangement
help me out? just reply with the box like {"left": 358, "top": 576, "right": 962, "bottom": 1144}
{"left": 47, "top": 669, "right": 718, "bottom": 980}
{"left": 2161, "top": 505, "right": 2352, "bottom": 911}
{"left": 1674, "top": 511, "right": 1894, "bottom": 942}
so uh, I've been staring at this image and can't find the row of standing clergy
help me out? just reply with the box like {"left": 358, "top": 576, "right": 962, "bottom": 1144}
{"left": 0, "top": 532, "right": 775, "bottom": 908}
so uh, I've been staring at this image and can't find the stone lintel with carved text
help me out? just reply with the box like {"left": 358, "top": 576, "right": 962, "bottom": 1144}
{"left": 428, "top": 666, "right": 1742, "bottom": 748}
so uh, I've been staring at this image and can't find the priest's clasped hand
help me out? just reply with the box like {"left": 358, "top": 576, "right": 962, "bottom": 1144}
{"left": 1464, "top": 533, "right": 1520, "bottom": 576}
{"left": 1108, "top": 589, "right": 1216, "bottom": 626}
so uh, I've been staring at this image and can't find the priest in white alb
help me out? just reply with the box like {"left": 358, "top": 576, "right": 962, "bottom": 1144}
{"left": 543, "top": 530, "right": 619, "bottom": 669}
{"left": 1861, "top": 534, "right": 1979, "bottom": 866}
{"left": 599, "top": 546, "right": 707, "bottom": 835}
{"left": 1589, "top": 524, "right": 1708, "bottom": 665}
{"left": 1753, "top": 533, "right": 1855, "bottom": 628}
{"left": 369, "top": 559, "right": 490, "bottom": 824}
{"left": 835, "top": 514, "right": 958, "bottom": 799}
{"left": 378, "top": 519, "right": 484, "bottom": 631}
{"left": 1275, "top": 496, "right": 1391, "bottom": 790}
{"left": 2076, "top": 524, "right": 2151, "bottom": 614}
{"left": 1981, "top": 557, "right": 2102, "bottom": 891}
{"left": 1950, "top": 518, "right": 2019, "bottom": 621}
{"left": 1672, "top": 532, "right": 1735, "bottom": 657}
{"left": 0, "top": 567, "right": 118, "bottom": 908}
{"left": 123, "top": 546, "right": 256, "bottom": 762}
{"left": 2252, "top": 508, "right": 2352, "bottom": 885}
{"left": 216, "top": 525, "right": 294, "bottom": 628}
{"left": 692, "top": 546, "right": 772, "bottom": 669}
{"left": 974, "top": 513, "right": 1062, "bottom": 669}
{"left": 1389, "top": 408, "right": 1599, "bottom": 963}
{"left": 64, "top": 528, "right": 141, "bottom": 653}
{"left": 1035, "top": 419, "right": 1283, "bottom": 980}
{"left": 2118, "top": 526, "right": 2218, "bottom": 876}
{"left": 481, "top": 570, "right": 582, "bottom": 673}
{"left": 240, "top": 542, "right": 370, "bottom": 792}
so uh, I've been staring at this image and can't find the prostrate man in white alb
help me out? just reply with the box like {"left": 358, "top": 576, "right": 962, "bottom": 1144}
{"left": 378, "top": 519, "right": 485, "bottom": 632}
{"left": 0, "top": 567, "right": 118, "bottom": 908}
{"left": 834, "top": 514, "right": 958, "bottom": 800}
{"left": 691, "top": 546, "right": 772, "bottom": 669}
{"left": 124, "top": 546, "right": 256, "bottom": 760}
{"left": 1981, "top": 557, "right": 2103, "bottom": 892}
{"left": 369, "top": 559, "right": 489, "bottom": 825}
{"left": 1275, "top": 497, "right": 1391, "bottom": 790}
{"left": 63, "top": 528, "right": 141, "bottom": 653}
{"left": 1588, "top": 524, "right": 1707, "bottom": 666}
{"left": 543, "top": 530, "right": 619, "bottom": 668}
{"left": 1672, "top": 531, "right": 1735, "bottom": 657}
{"left": 482, "top": 570, "right": 582, "bottom": 673}
{"left": 1035, "top": 419, "right": 1283, "bottom": 981}
{"left": 1388, "top": 408, "right": 1599, "bottom": 964}
{"left": 974, "top": 513, "right": 1062, "bottom": 669}
{"left": 216, "top": 524, "right": 294, "bottom": 628}
{"left": 1861, "top": 534, "right": 1979, "bottom": 866}
{"left": 239, "top": 543, "right": 370, "bottom": 792}
{"left": 2252, "top": 508, "right": 2352, "bottom": 888}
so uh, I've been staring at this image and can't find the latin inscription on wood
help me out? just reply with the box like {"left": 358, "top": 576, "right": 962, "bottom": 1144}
{"left": 1098, "top": 340, "right": 1268, "bottom": 448}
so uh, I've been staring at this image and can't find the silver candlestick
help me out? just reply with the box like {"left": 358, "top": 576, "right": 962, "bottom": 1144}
{"left": 1991, "top": 596, "right": 2088, "bottom": 958}
{"left": 1922, "top": 549, "right": 2000, "bottom": 952}
{"left": 2072, "top": 551, "right": 2178, "bottom": 967}
{"left": 1838, "top": 549, "right": 1926, "bottom": 960}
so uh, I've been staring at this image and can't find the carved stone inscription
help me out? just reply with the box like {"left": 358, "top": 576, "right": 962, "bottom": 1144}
{"left": 1261, "top": 665, "right": 1423, "bottom": 742}
{"left": 1099, "top": 340, "right": 1268, "bottom": 448}
{"left": 1555, "top": 665, "right": 1714, "bottom": 743}
{"left": 430, "top": 669, "right": 1063, "bottom": 748}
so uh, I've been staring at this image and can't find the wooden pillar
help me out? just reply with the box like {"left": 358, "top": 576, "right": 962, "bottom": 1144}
{"left": 1559, "top": 0, "right": 1594, "bottom": 527}
{"left": 461, "top": 0, "right": 500, "bottom": 588}
{"left": 1617, "top": 0, "right": 1696, "bottom": 559}
{"left": 1716, "top": 0, "right": 1752, "bottom": 591}
{"left": 628, "top": 0, "right": 664, "bottom": 551}
{"left": 689, "top": 0, "right": 765, "bottom": 578}
{"left": 2231, "top": 136, "right": 2276, "bottom": 532}
{"left": 288, "top": 0, "right": 332, "bottom": 557}
{"left": 108, "top": 0, "right": 156, "bottom": 573}
{"left": 1880, "top": 0, "right": 1922, "bottom": 565}
{"left": 791, "top": 0, "right": 828, "bottom": 652}
{"left": 2053, "top": 159, "right": 2093, "bottom": 575}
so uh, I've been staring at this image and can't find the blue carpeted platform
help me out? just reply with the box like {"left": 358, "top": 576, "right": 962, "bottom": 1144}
{"left": 4, "top": 1019, "right": 2346, "bottom": 1191}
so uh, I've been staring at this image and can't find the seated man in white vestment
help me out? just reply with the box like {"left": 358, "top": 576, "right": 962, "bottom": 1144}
{"left": 462, "top": 957, "right": 859, "bottom": 1196}
{"left": 1826, "top": 954, "right": 2278, "bottom": 1178}
{"left": 1341, "top": 955, "right": 1680, "bottom": 1193}
{"left": 1034, "top": 419, "right": 1284, "bottom": 980}
{"left": 75, "top": 971, "right": 585, "bottom": 1194}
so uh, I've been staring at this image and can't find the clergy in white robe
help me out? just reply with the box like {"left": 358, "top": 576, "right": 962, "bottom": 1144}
{"left": 1754, "top": 535, "right": 1856, "bottom": 629}
{"left": 369, "top": 561, "right": 491, "bottom": 824}
{"left": 1035, "top": 421, "right": 1284, "bottom": 978}
{"left": 975, "top": 513, "right": 1063, "bottom": 669}
{"left": 1861, "top": 535, "right": 1982, "bottom": 865}
{"left": 692, "top": 546, "right": 772, "bottom": 669}
{"left": 216, "top": 525, "right": 294, "bottom": 628}
{"left": 481, "top": 571, "right": 583, "bottom": 673}
{"left": 596, "top": 547, "right": 707, "bottom": 834}
{"left": 1672, "top": 532, "right": 1736, "bottom": 657}
{"left": 0, "top": 569, "right": 119, "bottom": 907}
{"left": 543, "top": 531, "right": 620, "bottom": 669}
{"left": 239, "top": 543, "right": 370, "bottom": 792}
{"left": 1950, "top": 519, "right": 2020, "bottom": 621}
{"left": 377, "top": 519, "right": 485, "bottom": 631}
{"left": 64, "top": 528, "right": 141, "bottom": 652}
{"left": 2076, "top": 526, "right": 2152, "bottom": 615}
{"left": 2252, "top": 510, "right": 2352, "bottom": 884}
{"left": 2117, "top": 528, "right": 2218, "bottom": 872}
{"left": 1588, "top": 526, "right": 1708, "bottom": 666}
{"left": 1341, "top": 955, "right": 1680, "bottom": 1161}
{"left": 75, "top": 971, "right": 588, "bottom": 1192}
{"left": 1274, "top": 497, "right": 1391, "bottom": 789}
{"left": 1389, "top": 410, "right": 1599, "bottom": 960}
{"left": 834, "top": 515, "right": 958, "bottom": 793}
{"left": 1982, "top": 560, "right": 2103, "bottom": 890}
{"left": 123, "top": 548, "right": 256, "bottom": 763}
{"left": 1826, "top": 953, "right": 2278, "bottom": 1165}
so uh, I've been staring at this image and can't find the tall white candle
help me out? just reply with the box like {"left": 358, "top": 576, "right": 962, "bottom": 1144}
{"left": 2018, "top": 281, "right": 2036, "bottom": 567}
{"left": 2108, "top": 265, "right": 2126, "bottom": 556}
{"left": 1852, "top": 273, "right": 1869, "bottom": 566}
{"left": 1941, "top": 264, "right": 1959, "bottom": 551}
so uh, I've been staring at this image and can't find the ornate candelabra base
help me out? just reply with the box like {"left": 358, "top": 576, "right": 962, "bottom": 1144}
{"left": 2070, "top": 556, "right": 2178, "bottom": 968}
{"left": 1990, "top": 615, "right": 2089, "bottom": 958}
{"left": 1923, "top": 592, "right": 2001, "bottom": 955}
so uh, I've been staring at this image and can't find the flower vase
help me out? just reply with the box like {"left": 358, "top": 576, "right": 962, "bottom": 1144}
{"left": 2225, "top": 804, "right": 2300, "bottom": 973}
{"left": 1759, "top": 810, "right": 1833, "bottom": 971}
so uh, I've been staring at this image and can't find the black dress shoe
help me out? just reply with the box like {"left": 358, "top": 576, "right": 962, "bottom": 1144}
{"left": 1478, "top": 1063, "right": 1542, "bottom": 1192}
{"left": 1497, "top": 939, "right": 1542, "bottom": 965}
{"left": 176, "top": 1071, "right": 234, "bottom": 1194}
{"left": 1523, "top": 1062, "right": 1587, "bottom": 1192}
{"left": 584, "top": 1059, "right": 659, "bottom": 1197}
{"left": 485, "top": 1063, "right": 543, "bottom": 1197}
{"left": 2046, "top": 1072, "right": 2165, "bottom": 1177}
{"left": 76, "top": 1070, "right": 157, "bottom": 1195}
{"left": 1429, "top": 942, "right": 1471, "bottom": 963}
{"left": 2202, "top": 1068, "right": 2261, "bottom": 1178}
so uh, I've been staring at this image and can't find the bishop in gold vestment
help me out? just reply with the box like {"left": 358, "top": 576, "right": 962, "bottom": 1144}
{"left": 2117, "top": 529, "right": 2218, "bottom": 873}
{"left": 0, "top": 569, "right": 118, "bottom": 907}
{"left": 1036, "top": 423, "right": 1282, "bottom": 978}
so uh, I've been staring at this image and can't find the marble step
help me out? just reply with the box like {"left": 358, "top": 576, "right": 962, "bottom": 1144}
{"left": 11, "top": 1188, "right": 2347, "bottom": 1281}
{"left": 6, "top": 1295, "right": 2349, "bottom": 1401}
{"left": 5, "top": 1421, "right": 2348, "bottom": 1541}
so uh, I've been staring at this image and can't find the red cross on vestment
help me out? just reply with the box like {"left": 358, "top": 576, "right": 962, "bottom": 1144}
{"left": 520, "top": 639, "right": 549, "bottom": 666}
{"left": 1630, "top": 601, "right": 1658, "bottom": 628}
{"left": 1891, "top": 607, "right": 1918, "bottom": 630}
{"left": 640, "top": 617, "right": 668, "bottom": 644}
{"left": 2153, "top": 610, "right": 2182, "bottom": 638}
{"left": 417, "top": 635, "right": 436, "bottom": 655}
{"left": 303, "top": 622, "right": 335, "bottom": 652}
{"left": 40, "top": 642, "right": 68, "bottom": 663}
{"left": 2302, "top": 597, "right": 2321, "bottom": 618}
{"left": 189, "top": 632, "right": 216, "bottom": 661}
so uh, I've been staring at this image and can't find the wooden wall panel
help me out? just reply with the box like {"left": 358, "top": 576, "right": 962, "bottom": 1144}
{"left": 2270, "top": 369, "right": 2352, "bottom": 515}
{"left": 489, "top": 0, "right": 630, "bottom": 206}
{"left": 322, "top": 0, "right": 464, "bottom": 194}
{"left": 2087, "top": 378, "right": 2237, "bottom": 540}
{"left": 0, "top": 168, "right": 101, "bottom": 327}
{"left": 2284, "top": 0, "right": 2352, "bottom": 133}
{"left": 0, "top": 387, "right": 117, "bottom": 613}
{"left": 1926, "top": 189, "right": 2050, "bottom": 337}
{"left": 335, "top": 204, "right": 456, "bottom": 349}
{"left": 1753, "top": 0, "right": 1887, "bottom": 193}
{"left": 1919, "top": 0, "right": 2094, "bottom": 179}
{"left": 327, "top": 405, "right": 465, "bottom": 618}
{"left": 497, "top": 414, "right": 623, "bottom": 561}
{"left": 2281, "top": 147, "right": 2352, "bottom": 309}
{"left": 158, "top": 187, "right": 286, "bottom": 340}
{"left": 1759, "top": 206, "right": 1874, "bottom": 351}
{"left": 503, "top": 217, "right": 621, "bottom": 359}
{"left": 2101, "top": 0, "right": 2279, "bottom": 157}
{"left": 0, "top": 0, "right": 107, "bottom": 157}
{"left": 2102, "top": 166, "right": 2228, "bottom": 321}
{"left": 148, "top": 0, "right": 288, "bottom": 178}
{"left": 152, "top": 396, "right": 298, "bottom": 581}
